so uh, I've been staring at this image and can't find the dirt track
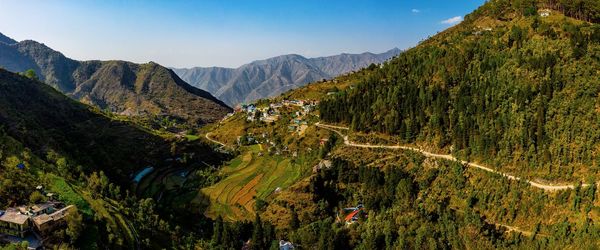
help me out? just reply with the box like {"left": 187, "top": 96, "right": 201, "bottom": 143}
{"left": 316, "top": 123, "right": 589, "bottom": 191}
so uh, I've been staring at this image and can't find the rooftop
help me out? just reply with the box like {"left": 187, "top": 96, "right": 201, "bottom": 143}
{"left": 31, "top": 203, "right": 53, "bottom": 213}
{"left": 32, "top": 205, "right": 74, "bottom": 226}
{"left": 0, "top": 209, "right": 29, "bottom": 225}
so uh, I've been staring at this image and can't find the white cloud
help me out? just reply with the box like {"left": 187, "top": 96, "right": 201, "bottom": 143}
{"left": 411, "top": 9, "right": 420, "bottom": 13}
{"left": 441, "top": 16, "right": 463, "bottom": 25}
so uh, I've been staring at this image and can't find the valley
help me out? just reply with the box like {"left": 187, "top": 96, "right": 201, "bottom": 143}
{"left": 0, "top": 0, "right": 600, "bottom": 249}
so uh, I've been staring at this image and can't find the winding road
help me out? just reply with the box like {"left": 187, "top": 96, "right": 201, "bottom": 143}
{"left": 205, "top": 132, "right": 228, "bottom": 148}
{"left": 316, "top": 123, "right": 588, "bottom": 191}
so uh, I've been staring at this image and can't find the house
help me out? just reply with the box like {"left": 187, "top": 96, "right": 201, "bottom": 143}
{"left": 279, "top": 240, "right": 295, "bottom": 250}
{"left": 1, "top": 202, "right": 75, "bottom": 249}
{"left": 30, "top": 203, "right": 55, "bottom": 216}
{"left": 341, "top": 204, "right": 366, "bottom": 225}
{"left": 246, "top": 104, "right": 256, "bottom": 113}
{"left": 0, "top": 209, "right": 31, "bottom": 238}
{"left": 32, "top": 205, "right": 75, "bottom": 238}
{"left": 234, "top": 105, "right": 243, "bottom": 113}
{"left": 312, "top": 160, "right": 332, "bottom": 172}
{"left": 270, "top": 103, "right": 283, "bottom": 109}
{"left": 344, "top": 210, "right": 361, "bottom": 223}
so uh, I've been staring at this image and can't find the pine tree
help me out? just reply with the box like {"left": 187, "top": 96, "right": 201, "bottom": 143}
{"left": 212, "top": 216, "right": 223, "bottom": 245}
{"left": 251, "top": 213, "right": 264, "bottom": 250}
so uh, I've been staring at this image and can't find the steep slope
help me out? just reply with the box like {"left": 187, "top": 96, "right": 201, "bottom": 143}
{"left": 0, "top": 32, "right": 16, "bottom": 44}
{"left": 0, "top": 68, "right": 168, "bottom": 182}
{"left": 0, "top": 34, "right": 231, "bottom": 125}
{"left": 0, "top": 67, "right": 227, "bottom": 181}
{"left": 310, "top": 48, "right": 401, "bottom": 76}
{"left": 319, "top": 0, "right": 600, "bottom": 182}
{"left": 172, "top": 48, "right": 400, "bottom": 106}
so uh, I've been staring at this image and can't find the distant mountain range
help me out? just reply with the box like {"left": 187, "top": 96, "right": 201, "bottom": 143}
{"left": 172, "top": 48, "right": 401, "bottom": 106}
{"left": 0, "top": 32, "right": 231, "bottom": 125}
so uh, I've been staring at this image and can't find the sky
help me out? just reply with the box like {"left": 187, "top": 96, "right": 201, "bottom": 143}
{"left": 0, "top": 0, "right": 486, "bottom": 68}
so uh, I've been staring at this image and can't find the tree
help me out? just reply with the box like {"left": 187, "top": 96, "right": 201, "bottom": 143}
{"left": 212, "top": 216, "right": 223, "bottom": 245}
{"left": 251, "top": 213, "right": 264, "bottom": 250}
{"left": 65, "top": 209, "right": 84, "bottom": 244}
{"left": 21, "top": 69, "right": 38, "bottom": 81}
{"left": 290, "top": 207, "right": 300, "bottom": 230}
{"left": 29, "top": 191, "right": 46, "bottom": 204}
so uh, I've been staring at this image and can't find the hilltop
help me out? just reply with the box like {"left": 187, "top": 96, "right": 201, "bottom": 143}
{"left": 0, "top": 35, "right": 231, "bottom": 126}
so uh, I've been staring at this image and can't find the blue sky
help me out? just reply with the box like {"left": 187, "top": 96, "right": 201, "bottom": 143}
{"left": 0, "top": 0, "right": 486, "bottom": 68}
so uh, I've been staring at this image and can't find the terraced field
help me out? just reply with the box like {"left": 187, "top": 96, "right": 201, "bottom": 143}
{"left": 197, "top": 144, "right": 312, "bottom": 221}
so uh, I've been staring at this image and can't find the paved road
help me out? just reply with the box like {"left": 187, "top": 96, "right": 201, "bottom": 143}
{"left": 316, "top": 123, "right": 588, "bottom": 191}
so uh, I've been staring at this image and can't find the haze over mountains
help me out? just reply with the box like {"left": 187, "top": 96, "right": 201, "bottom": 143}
{"left": 0, "top": 32, "right": 231, "bottom": 125}
{"left": 172, "top": 48, "right": 401, "bottom": 106}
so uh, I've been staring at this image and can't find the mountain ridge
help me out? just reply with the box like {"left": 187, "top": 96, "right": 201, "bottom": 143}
{"left": 172, "top": 48, "right": 401, "bottom": 106}
{"left": 0, "top": 33, "right": 231, "bottom": 126}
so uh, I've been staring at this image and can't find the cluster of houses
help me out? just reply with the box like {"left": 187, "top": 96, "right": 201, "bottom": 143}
{"left": 237, "top": 103, "right": 280, "bottom": 123}
{"left": 236, "top": 99, "right": 318, "bottom": 126}
{"left": 0, "top": 200, "right": 75, "bottom": 249}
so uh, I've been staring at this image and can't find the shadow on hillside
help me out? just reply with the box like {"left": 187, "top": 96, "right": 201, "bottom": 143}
{"left": 0, "top": 69, "right": 223, "bottom": 185}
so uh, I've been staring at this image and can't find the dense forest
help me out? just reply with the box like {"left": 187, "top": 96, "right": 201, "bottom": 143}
{"left": 320, "top": 0, "right": 600, "bottom": 181}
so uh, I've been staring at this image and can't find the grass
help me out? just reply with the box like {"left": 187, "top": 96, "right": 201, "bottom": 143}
{"left": 185, "top": 134, "right": 200, "bottom": 141}
{"left": 46, "top": 174, "right": 92, "bottom": 216}
{"left": 46, "top": 174, "right": 136, "bottom": 248}
{"left": 196, "top": 144, "right": 311, "bottom": 221}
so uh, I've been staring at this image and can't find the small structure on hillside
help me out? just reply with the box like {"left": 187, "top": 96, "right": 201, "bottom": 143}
{"left": 340, "top": 204, "right": 367, "bottom": 225}
{"left": 279, "top": 240, "right": 295, "bottom": 250}
{"left": 0, "top": 202, "right": 75, "bottom": 248}
{"left": 540, "top": 9, "right": 551, "bottom": 17}
{"left": 312, "top": 160, "right": 332, "bottom": 173}
{"left": 0, "top": 209, "right": 31, "bottom": 238}
{"left": 133, "top": 166, "right": 154, "bottom": 183}
{"left": 32, "top": 205, "right": 75, "bottom": 238}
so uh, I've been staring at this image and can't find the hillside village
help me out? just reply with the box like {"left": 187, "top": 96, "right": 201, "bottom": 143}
{"left": 234, "top": 99, "right": 319, "bottom": 148}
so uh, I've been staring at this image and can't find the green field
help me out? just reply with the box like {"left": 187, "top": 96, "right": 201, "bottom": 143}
{"left": 196, "top": 144, "right": 312, "bottom": 221}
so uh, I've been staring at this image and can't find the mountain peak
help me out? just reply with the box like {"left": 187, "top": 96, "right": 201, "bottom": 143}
{"left": 0, "top": 32, "right": 17, "bottom": 44}
{"left": 175, "top": 49, "right": 401, "bottom": 106}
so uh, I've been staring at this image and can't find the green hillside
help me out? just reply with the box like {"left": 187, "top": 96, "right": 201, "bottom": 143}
{"left": 0, "top": 69, "right": 228, "bottom": 249}
{"left": 320, "top": 0, "right": 600, "bottom": 182}
{"left": 203, "top": 1, "right": 600, "bottom": 249}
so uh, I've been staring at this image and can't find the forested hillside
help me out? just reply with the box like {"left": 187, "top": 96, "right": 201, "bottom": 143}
{"left": 0, "top": 68, "right": 231, "bottom": 249}
{"left": 320, "top": 0, "right": 600, "bottom": 181}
